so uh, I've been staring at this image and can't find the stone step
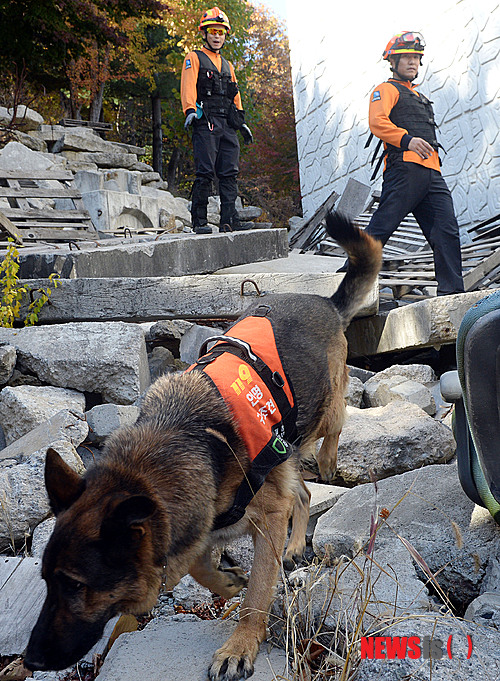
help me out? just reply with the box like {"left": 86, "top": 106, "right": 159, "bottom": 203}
{"left": 17, "top": 229, "right": 289, "bottom": 279}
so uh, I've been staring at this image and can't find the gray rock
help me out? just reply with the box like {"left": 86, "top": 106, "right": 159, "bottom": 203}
{"left": 334, "top": 402, "right": 455, "bottom": 484}
{"left": 0, "top": 413, "right": 86, "bottom": 550}
{"left": 237, "top": 205, "right": 263, "bottom": 221}
{"left": 0, "top": 409, "right": 88, "bottom": 466}
{"left": 148, "top": 346, "right": 178, "bottom": 381}
{"left": 364, "top": 374, "right": 436, "bottom": 415}
{"left": 347, "top": 364, "right": 375, "bottom": 383}
{"left": 464, "top": 591, "right": 500, "bottom": 629}
{"left": 172, "top": 574, "right": 213, "bottom": 609}
{"left": 0, "top": 344, "right": 16, "bottom": 385}
{"left": 179, "top": 324, "right": 223, "bottom": 364}
{"left": 0, "top": 385, "right": 86, "bottom": 445}
{"left": 345, "top": 375, "right": 364, "bottom": 407}
{"left": 313, "top": 463, "right": 500, "bottom": 607}
{"left": 0, "top": 105, "right": 44, "bottom": 131}
{"left": 31, "top": 516, "right": 56, "bottom": 557}
{"left": 0, "top": 322, "right": 150, "bottom": 405}
{"left": 0, "top": 141, "right": 59, "bottom": 172}
{"left": 95, "top": 618, "right": 288, "bottom": 681}
{"left": 306, "top": 481, "right": 347, "bottom": 518}
{"left": 86, "top": 403, "right": 140, "bottom": 444}
{"left": 369, "top": 363, "right": 437, "bottom": 384}
{"left": 145, "top": 320, "right": 193, "bottom": 345}
{"left": 222, "top": 534, "right": 254, "bottom": 573}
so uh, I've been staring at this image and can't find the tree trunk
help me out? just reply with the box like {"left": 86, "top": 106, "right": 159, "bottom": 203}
{"left": 166, "top": 146, "right": 180, "bottom": 192}
{"left": 152, "top": 92, "right": 163, "bottom": 177}
{"left": 89, "top": 82, "right": 105, "bottom": 123}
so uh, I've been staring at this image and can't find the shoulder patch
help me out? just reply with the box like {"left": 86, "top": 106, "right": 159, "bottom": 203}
{"left": 185, "top": 59, "right": 192, "bottom": 69}
{"left": 371, "top": 90, "right": 381, "bottom": 102}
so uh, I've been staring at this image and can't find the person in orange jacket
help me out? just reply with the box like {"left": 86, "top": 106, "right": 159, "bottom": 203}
{"left": 181, "top": 7, "right": 253, "bottom": 234}
{"left": 349, "top": 31, "right": 464, "bottom": 295}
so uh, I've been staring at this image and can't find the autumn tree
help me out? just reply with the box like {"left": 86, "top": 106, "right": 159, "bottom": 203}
{"left": 237, "top": 3, "right": 301, "bottom": 226}
{"left": 0, "top": 0, "right": 166, "bottom": 115}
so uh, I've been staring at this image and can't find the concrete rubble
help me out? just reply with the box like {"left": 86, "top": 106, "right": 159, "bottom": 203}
{"left": 0, "top": 107, "right": 499, "bottom": 681}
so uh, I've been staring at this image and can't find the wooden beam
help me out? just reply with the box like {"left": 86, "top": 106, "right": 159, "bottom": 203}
{"left": 464, "top": 248, "right": 500, "bottom": 291}
{"left": 0, "top": 209, "right": 23, "bottom": 244}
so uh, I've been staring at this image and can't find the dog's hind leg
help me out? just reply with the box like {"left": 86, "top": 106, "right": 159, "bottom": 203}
{"left": 208, "top": 504, "right": 290, "bottom": 681}
{"left": 283, "top": 477, "right": 310, "bottom": 570}
{"left": 190, "top": 549, "right": 248, "bottom": 600}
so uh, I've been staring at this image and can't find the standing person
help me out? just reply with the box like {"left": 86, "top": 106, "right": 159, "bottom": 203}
{"left": 181, "top": 7, "right": 253, "bottom": 234}
{"left": 349, "top": 31, "right": 464, "bottom": 295}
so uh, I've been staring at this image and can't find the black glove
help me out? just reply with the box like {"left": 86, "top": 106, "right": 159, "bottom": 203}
{"left": 184, "top": 112, "right": 196, "bottom": 129}
{"left": 240, "top": 124, "right": 253, "bottom": 144}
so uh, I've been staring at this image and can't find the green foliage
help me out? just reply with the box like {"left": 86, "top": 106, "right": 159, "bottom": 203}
{"left": 0, "top": 240, "right": 59, "bottom": 327}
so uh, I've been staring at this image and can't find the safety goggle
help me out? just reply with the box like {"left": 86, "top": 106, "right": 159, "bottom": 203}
{"left": 396, "top": 32, "right": 425, "bottom": 49}
{"left": 207, "top": 27, "right": 227, "bottom": 35}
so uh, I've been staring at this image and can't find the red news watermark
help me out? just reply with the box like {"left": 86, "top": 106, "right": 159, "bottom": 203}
{"left": 360, "top": 635, "right": 473, "bottom": 660}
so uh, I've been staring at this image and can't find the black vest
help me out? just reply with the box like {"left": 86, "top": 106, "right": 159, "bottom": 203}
{"left": 195, "top": 50, "right": 238, "bottom": 117}
{"left": 386, "top": 80, "right": 438, "bottom": 158}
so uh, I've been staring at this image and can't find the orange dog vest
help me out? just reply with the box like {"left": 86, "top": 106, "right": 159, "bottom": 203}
{"left": 187, "top": 307, "right": 297, "bottom": 528}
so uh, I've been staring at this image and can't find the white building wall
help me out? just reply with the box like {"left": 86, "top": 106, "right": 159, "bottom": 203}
{"left": 287, "top": 0, "right": 500, "bottom": 229}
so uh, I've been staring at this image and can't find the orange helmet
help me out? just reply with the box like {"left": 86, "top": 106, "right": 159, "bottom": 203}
{"left": 383, "top": 31, "right": 425, "bottom": 60}
{"left": 199, "top": 7, "right": 231, "bottom": 33}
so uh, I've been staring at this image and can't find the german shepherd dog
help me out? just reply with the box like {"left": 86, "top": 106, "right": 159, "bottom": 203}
{"left": 25, "top": 214, "right": 381, "bottom": 680}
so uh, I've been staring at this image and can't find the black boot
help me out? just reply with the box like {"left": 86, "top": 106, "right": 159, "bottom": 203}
{"left": 191, "top": 177, "right": 212, "bottom": 234}
{"left": 219, "top": 176, "right": 240, "bottom": 229}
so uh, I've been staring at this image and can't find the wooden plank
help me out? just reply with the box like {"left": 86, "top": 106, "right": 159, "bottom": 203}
{"left": 0, "top": 169, "right": 74, "bottom": 181}
{"left": 0, "top": 556, "right": 46, "bottom": 655}
{"left": 0, "top": 210, "right": 23, "bottom": 244}
{"left": 464, "top": 248, "right": 500, "bottom": 291}
{"left": 289, "top": 190, "right": 339, "bottom": 249}
{"left": 18, "top": 227, "right": 98, "bottom": 241}
{"left": 0, "top": 187, "right": 82, "bottom": 199}
{"left": 4, "top": 208, "right": 91, "bottom": 219}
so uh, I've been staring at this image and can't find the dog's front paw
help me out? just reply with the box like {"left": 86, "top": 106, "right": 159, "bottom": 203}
{"left": 217, "top": 566, "right": 248, "bottom": 599}
{"left": 209, "top": 647, "right": 255, "bottom": 681}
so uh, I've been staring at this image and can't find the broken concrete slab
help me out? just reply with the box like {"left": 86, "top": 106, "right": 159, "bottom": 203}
{"left": 346, "top": 289, "right": 496, "bottom": 357}
{"left": 96, "top": 616, "right": 289, "bottom": 681}
{"left": 334, "top": 402, "right": 456, "bottom": 484}
{"left": 0, "top": 385, "right": 86, "bottom": 445}
{"left": 19, "top": 271, "right": 378, "bottom": 323}
{"left": 0, "top": 322, "right": 150, "bottom": 404}
{"left": 18, "top": 229, "right": 289, "bottom": 279}
{"left": 0, "top": 416, "right": 86, "bottom": 551}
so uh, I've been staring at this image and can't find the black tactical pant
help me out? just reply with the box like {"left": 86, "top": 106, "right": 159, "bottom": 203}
{"left": 191, "top": 115, "right": 240, "bottom": 228}
{"left": 367, "top": 160, "right": 464, "bottom": 295}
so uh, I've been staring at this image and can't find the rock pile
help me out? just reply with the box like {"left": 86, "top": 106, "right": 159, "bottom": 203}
{"left": 0, "top": 107, "right": 267, "bottom": 235}
{"left": 0, "top": 316, "right": 498, "bottom": 681}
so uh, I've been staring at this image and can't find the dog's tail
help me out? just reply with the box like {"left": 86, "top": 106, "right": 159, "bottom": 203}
{"left": 325, "top": 211, "right": 382, "bottom": 328}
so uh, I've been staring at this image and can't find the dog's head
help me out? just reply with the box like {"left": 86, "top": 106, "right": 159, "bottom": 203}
{"left": 25, "top": 448, "right": 158, "bottom": 672}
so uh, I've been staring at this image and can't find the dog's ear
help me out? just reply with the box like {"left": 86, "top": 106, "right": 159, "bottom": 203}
{"left": 45, "top": 447, "right": 85, "bottom": 515}
{"left": 100, "top": 495, "right": 156, "bottom": 545}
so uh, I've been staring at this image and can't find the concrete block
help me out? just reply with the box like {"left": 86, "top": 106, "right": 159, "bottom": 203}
{"left": 96, "top": 617, "right": 288, "bottom": 681}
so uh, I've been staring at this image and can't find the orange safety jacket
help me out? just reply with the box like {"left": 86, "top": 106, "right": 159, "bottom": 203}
{"left": 368, "top": 79, "right": 441, "bottom": 174}
{"left": 186, "top": 307, "right": 297, "bottom": 529}
{"left": 181, "top": 47, "right": 243, "bottom": 116}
